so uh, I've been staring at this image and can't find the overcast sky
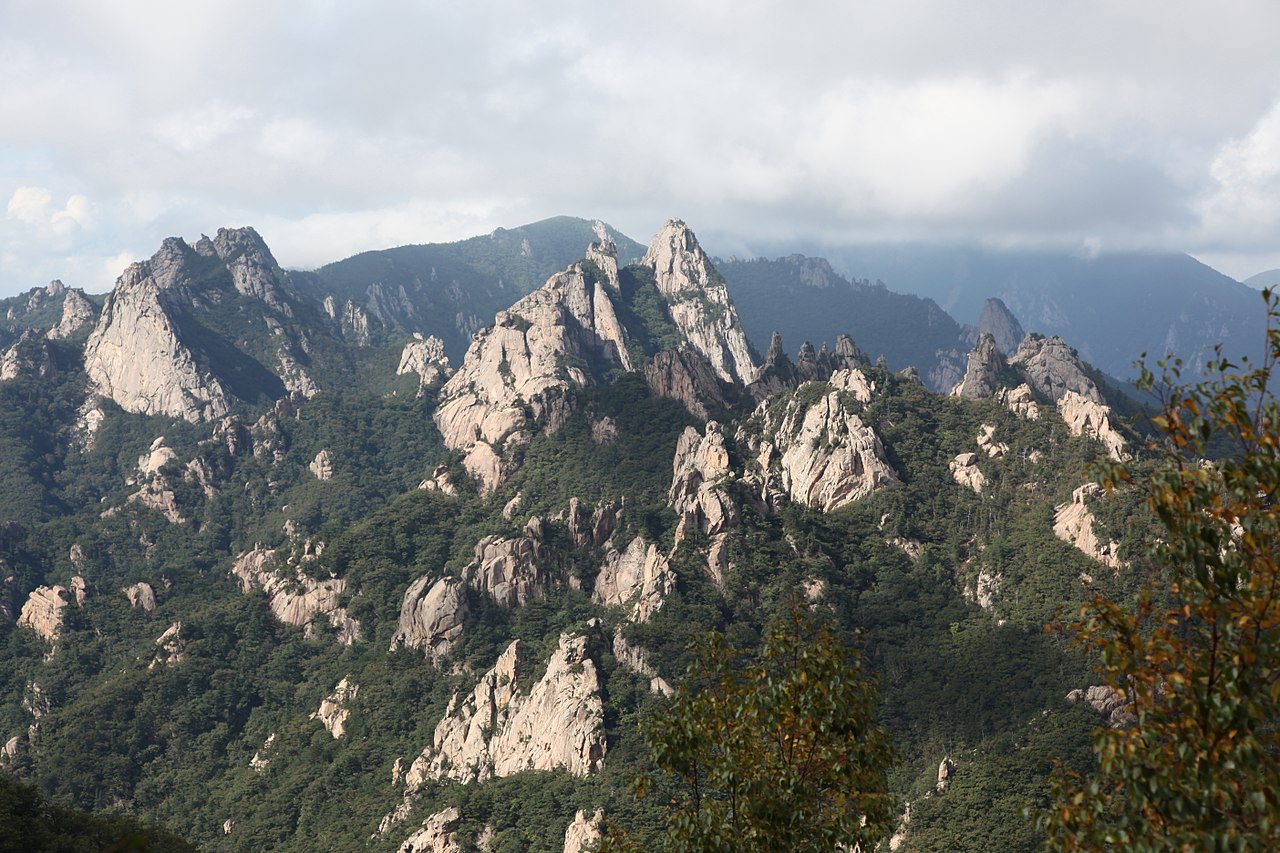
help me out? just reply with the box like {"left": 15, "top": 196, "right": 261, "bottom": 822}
{"left": 3, "top": 0, "right": 1280, "bottom": 297}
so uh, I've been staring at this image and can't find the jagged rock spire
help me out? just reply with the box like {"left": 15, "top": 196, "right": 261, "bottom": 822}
{"left": 642, "top": 219, "right": 756, "bottom": 384}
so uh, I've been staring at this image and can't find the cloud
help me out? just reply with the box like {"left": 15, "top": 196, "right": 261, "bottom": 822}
{"left": 4, "top": 1, "right": 1280, "bottom": 294}
{"left": 7, "top": 186, "right": 53, "bottom": 224}
{"left": 1198, "top": 100, "right": 1280, "bottom": 249}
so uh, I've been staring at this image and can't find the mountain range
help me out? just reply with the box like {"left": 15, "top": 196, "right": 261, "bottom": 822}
{"left": 0, "top": 215, "right": 1258, "bottom": 851}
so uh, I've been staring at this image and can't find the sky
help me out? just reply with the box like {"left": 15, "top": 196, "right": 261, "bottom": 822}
{"left": 2, "top": 0, "right": 1280, "bottom": 298}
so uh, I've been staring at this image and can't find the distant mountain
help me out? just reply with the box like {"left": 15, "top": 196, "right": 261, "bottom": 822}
{"left": 717, "top": 254, "right": 967, "bottom": 391}
{"left": 296, "top": 216, "right": 645, "bottom": 360}
{"left": 771, "top": 244, "right": 1267, "bottom": 380}
{"left": 1245, "top": 268, "right": 1280, "bottom": 290}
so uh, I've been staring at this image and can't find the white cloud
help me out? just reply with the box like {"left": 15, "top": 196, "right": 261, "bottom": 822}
{"left": 7, "top": 186, "right": 53, "bottom": 224}
{"left": 1198, "top": 100, "right": 1280, "bottom": 248}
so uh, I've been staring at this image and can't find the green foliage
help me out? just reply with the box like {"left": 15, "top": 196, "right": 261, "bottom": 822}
{"left": 0, "top": 775, "right": 197, "bottom": 853}
{"left": 1043, "top": 290, "right": 1280, "bottom": 851}
{"left": 606, "top": 602, "right": 894, "bottom": 853}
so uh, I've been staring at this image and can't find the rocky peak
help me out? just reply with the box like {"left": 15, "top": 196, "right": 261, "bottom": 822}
{"left": 405, "top": 632, "right": 606, "bottom": 787}
{"left": 951, "top": 333, "right": 1009, "bottom": 399}
{"left": 642, "top": 219, "right": 756, "bottom": 384}
{"left": 48, "top": 288, "right": 95, "bottom": 339}
{"left": 1008, "top": 334, "right": 1102, "bottom": 404}
{"left": 748, "top": 331, "right": 800, "bottom": 401}
{"left": 433, "top": 247, "right": 635, "bottom": 492}
{"left": 967, "top": 298, "right": 1025, "bottom": 356}
{"left": 83, "top": 244, "right": 234, "bottom": 423}
{"left": 209, "top": 227, "right": 291, "bottom": 311}
{"left": 743, "top": 376, "right": 898, "bottom": 513}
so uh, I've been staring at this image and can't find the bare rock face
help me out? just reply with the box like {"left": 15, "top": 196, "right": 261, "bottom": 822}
{"left": 312, "top": 677, "right": 359, "bottom": 739}
{"left": 1000, "top": 383, "right": 1041, "bottom": 420}
{"left": 463, "top": 520, "right": 546, "bottom": 607}
{"left": 123, "top": 582, "right": 157, "bottom": 614}
{"left": 397, "top": 334, "right": 452, "bottom": 389}
{"left": 951, "top": 333, "right": 1009, "bottom": 400}
{"left": 231, "top": 546, "right": 359, "bottom": 644}
{"left": 83, "top": 240, "right": 235, "bottom": 423}
{"left": 309, "top": 449, "right": 334, "bottom": 481}
{"left": 612, "top": 629, "right": 673, "bottom": 696}
{"left": 562, "top": 809, "right": 604, "bottom": 853}
{"left": 1066, "top": 685, "right": 1135, "bottom": 727}
{"left": 965, "top": 568, "right": 1001, "bottom": 610}
{"left": 976, "top": 424, "right": 1008, "bottom": 458}
{"left": 937, "top": 757, "right": 955, "bottom": 793}
{"left": 389, "top": 576, "right": 468, "bottom": 665}
{"left": 645, "top": 348, "right": 727, "bottom": 419}
{"left": 433, "top": 240, "right": 634, "bottom": 493}
{"left": 1008, "top": 334, "right": 1102, "bottom": 404}
{"left": 950, "top": 453, "right": 986, "bottom": 494}
{"left": 669, "top": 422, "right": 739, "bottom": 542}
{"left": 0, "top": 330, "right": 58, "bottom": 381}
{"left": 642, "top": 219, "right": 755, "bottom": 384}
{"left": 149, "top": 622, "right": 185, "bottom": 669}
{"left": 744, "top": 373, "right": 898, "bottom": 513}
{"left": 593, "top": 537, "right": 673, "bottom": 623}
{"left": 1054, "top": 483, "right": 1123, "bottom": 569}
{"left": 250, "top": 733, "right": 275, "bottom": 772}
{"left": 748, "top": 331, "right": 800, "bottom": 401}
{"left": 17, "top": 586, "right": 71, "bottom": 643}
{"left": 1058, "top": 391, "right": 1128, "bottom": 461}
{"left": 406, "top": 633, "right": 606, "bottom": 787}
{"left": 397, "top": 807, "right": 462, "bottom": 853}
{"left": 48, "top": 288, "right": 96, "bottom": 339}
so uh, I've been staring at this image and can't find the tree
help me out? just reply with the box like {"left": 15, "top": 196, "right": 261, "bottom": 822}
{"left": 1043, "top": 291, "right": 1280, "bottom": 851}
{"left": 604, "top": 602, "right": 895, "bottom": 852}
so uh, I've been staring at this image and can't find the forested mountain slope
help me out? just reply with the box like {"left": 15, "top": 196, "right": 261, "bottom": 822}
{"left": 0, "top": 218, "right": 1175, "bottom": 851}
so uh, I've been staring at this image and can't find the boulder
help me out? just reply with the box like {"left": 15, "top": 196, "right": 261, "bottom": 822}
{"left": 389, "top": 576, "right": 468, "bottom": 665}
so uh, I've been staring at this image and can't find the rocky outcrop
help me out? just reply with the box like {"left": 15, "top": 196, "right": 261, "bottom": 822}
{"left": 1066, "top": 685, "right": 1134, "bottom": 727}
{"left": 1058, "top": 391, "right": 1128, "bottom": 461}
{"left": 463, "top": 520, "right": 546, "bottom": 608}
{"left": 83, "top": 239, "right": 235, "bottom": 423}
{"left": 123, "top": 582, "right": 157, "bottom": 614}
{"left": 743, "top": 372, "right": 897, "bottom": 513}
{"left": 563, "top": 809, "right": 604, "bottom": 853}
{"left": 748, "top": 331, "right": 801, "bottom": 401}
{"left": 1008, "top": 335, "right": 1102, "bottom": 404}
{"left": 976, "top": 424, "right": 1008, "bottom": 458}
{"left": 1053, "top": 483, "right": 1123, "bottom": 569}
{"left": 312, "top": 677, "right": 359, "bottom": 738}
{"left": 951, "top": 333, "right": 1009, "bottom": 399}
{"left": 612, "top": 629, "right": 673, "bottom": 696}
{"left": 642, "top": 220, "right": 755, "bottom": 384}
{"left": 645, "top": 348, "right": 726, "bottom": 419}
{"left": 965, "top": 568, "right": 1001, "bottom": 610}
{"left": 48, "top": 288, "right": 95, "bottom": 339}
{"left": 937, "top": 757, "right": 955, "bottom": 793}
{"left": 406, "top": 633, "right": 606, "bottom": 786}
{"left": 231, "top": 546, "right": 359, "bottom": 644}
{"left": 0, "top": 330, "right": 58, "bottom": 381}
{"left": 749, "top": 332, "right": 868, "bottom": 402}
{"left": 309, "top": 449, "right": 334, "bottom": 481}
{"left": 137, "top": 437, "right": 178, "bottom": 478}
{"left": 389, "top": 576, "right": 468, "bottom": 665}
{"left": 966, "top": 297, "right": 1025, "bottom": 356}
{"left": 1000, "top": 383, "right": 1041, "bottom": 419}
{"left": 397, "top": 807, "right": 462, "bottom": 853}
{"left": 250, "top": 733, "right": 275, "bottom": 772}
{"left": 669, "top": 422, "right": 739, "bottom": 542}
{"left": 149, "top": 622, "right": 185, "bottom": 669}
{"left": 17, "top": 585, "right": 72, "bottom": 643}
{"left": 397, "top": 334, "right": 451, "bottom": 389}
{"left": 433, "top": 240, "right": 634, "bottom": 492}
{"left": 950, "top": 453, "right": 986, "bottom": 493}
{"left": 593, "top": 537, "right": 673, "bottom": 623}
